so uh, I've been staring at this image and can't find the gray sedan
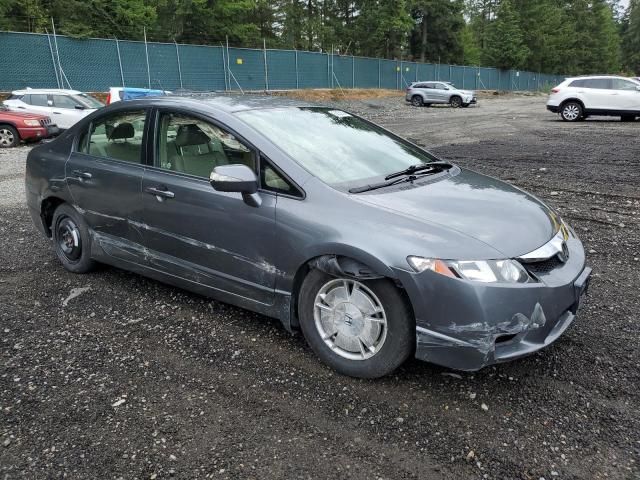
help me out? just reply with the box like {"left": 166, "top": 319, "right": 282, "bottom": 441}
{"left": 406, "top": 81, "right": 477, "bottom": 108}
{"left": 25, "top": 95, "right": 590, "bottom": 378}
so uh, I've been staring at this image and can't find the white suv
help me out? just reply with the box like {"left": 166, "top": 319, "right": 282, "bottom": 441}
{"left": 547, "top": 75, "right": 640, "bottom": 122}
{"left": 3, "top": 89, "right": 103, "bottom": 130}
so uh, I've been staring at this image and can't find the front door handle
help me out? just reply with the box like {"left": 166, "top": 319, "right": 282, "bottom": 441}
{"left": 145, "top": 186, "right": 175, "bottom": 200}
{"left": 72, "top": 170, "right": 92, "bottom": 180}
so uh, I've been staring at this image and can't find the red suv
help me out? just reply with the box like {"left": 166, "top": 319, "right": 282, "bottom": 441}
{"left": 0, "top": 107, "right": 59, "bottom": 148}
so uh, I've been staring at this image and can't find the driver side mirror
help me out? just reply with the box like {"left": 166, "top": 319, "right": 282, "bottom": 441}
{"left": 74, "top": 104, "right": 86, "bottom": 110}
{"left": 210, "top": 164, "right": 261, "bottom": 207}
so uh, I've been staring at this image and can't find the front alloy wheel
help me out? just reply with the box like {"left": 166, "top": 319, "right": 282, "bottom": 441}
{"left": 0, "top": 126, "right": 19, "bottom": 148}
{"left": 450, "top": 96, "right": 462, "bottom": 108}
{"left": 299, "top": 269, "right": 414, "bottom": 378}
{"left": 560, "top": 102, "right": 582, "bottom": 122}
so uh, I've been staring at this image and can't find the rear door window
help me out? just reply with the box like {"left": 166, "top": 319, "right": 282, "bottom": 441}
{"left": 29, "top": 94, "right": 49, "bottom": 106}
{"left": 80, "top": 110, "right": 147, "bottom": 164}
{"left": 584, "top": 78, "right": 611, "bottom": 89}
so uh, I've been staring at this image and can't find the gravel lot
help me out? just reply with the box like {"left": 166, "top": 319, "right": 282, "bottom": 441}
{"left": 1, "top": 94, "right": 639, "bottom": 480}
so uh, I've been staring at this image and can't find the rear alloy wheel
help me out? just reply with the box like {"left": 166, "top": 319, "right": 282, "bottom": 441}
{"left": 449, "top": 96, "right": 463, "bottom": 108}
{"left": 0, "top": 125, "right": 19, "bottom": 148}
{"left": 52, "top": 204, "right": 96, "bottom": 273}
{"left": 560, "top": 102, "right": 583, "bottom": 122}
{"left": 299, "top": 269, "right": 414, "bottom": 378}
{"left": 411, "top": 95, "right": 424, "bottom": 107}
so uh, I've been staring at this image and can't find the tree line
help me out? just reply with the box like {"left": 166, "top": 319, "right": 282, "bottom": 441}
{"left": 1, "top": 0, "right": 638, "bottom": 75}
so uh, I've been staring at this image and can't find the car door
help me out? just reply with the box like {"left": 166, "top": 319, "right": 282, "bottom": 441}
{"left": 581, "top": 78, "right": 614, "bottom": 110}
{"left": 422, "top": 83, "right": 437, "bottom": 103}
{"left": 66, "top": 108, "right": 148, "bottom": 263}
{"left": 140, "top": 109, "right": 277, "bottom": 305}
{"left": 51, "top": 94, "right": 88, "bottom": 129}
{"left": 433, "top": 83, "right": 450, "bottom": 103}
{"left": 610, "top": 78, "right": 640, "bottom": 112}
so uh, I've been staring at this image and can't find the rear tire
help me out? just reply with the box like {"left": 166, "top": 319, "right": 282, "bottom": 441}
{"left": 0, "top": 125, "right": 19, "bottom": 148}
{"left": 411, "top": 95, "right": 424, "bottom": 107}
{"left": 621, "top": 115, "right": 636, "bottom": 122}
{"left": 52, "top": 204, "right": 96, "bottom": 274}
{"left": 449, "top": 96, "right": 462, "bottom": 108}
{"left": 560, "top": 101, "right": 583, "bottom": 122}
{"left": 298, "top": 269, "right": 414, "bottom": 378}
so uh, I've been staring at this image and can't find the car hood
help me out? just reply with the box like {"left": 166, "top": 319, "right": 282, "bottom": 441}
{"left": 456, "top": 89, "right": 475, "bottom": 96}
{"left": 0, "top": 109, "right": 48, "bottom": 120}
{"left": 355, "top": 168, "right": 559, "bottom": 258}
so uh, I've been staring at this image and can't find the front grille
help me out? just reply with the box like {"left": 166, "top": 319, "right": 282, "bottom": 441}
{"left": 523, "top": 255, "right": 563, "bottom": 275}
{"left": 39, "top": 118, "right": 51, "bottom": 126}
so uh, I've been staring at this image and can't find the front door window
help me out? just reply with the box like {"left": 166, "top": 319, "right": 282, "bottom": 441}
{"left": 156, "top": 112, "right": 254, "bottom": 178}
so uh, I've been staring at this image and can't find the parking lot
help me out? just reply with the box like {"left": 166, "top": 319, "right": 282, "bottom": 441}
{"left": 1, "top": 93, "right": 639, "bottom": 479}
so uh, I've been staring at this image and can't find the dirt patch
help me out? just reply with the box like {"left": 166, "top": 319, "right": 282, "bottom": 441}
{"left": 276, "top": 88, "right": 402, "bottom": 102}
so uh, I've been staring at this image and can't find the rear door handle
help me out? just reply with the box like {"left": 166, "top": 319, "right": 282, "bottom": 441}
{"left": 72, "top": 170, "right": 92, "bottom": 180}
{"left": 145, "top": 186, "right": 175, "bottom": 199}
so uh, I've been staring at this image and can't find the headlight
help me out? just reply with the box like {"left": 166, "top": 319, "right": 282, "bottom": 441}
{"left": 23, "top": 119, "right": 40, "bottom": 126}
{"left": 407, "top": 256, "right": 532, "bottom": 283}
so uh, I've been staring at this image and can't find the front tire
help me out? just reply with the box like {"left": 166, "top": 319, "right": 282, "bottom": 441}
{"left": 449, "top": 96, "right": 462, "bottom": 108}
{"left": 298, "top": 269, "right": 414, "bottom": 378}
{"left": 560, "top": 101, "right": 583, "bottom": 122}
{"left": 52, "top": 204, "right": 96, "bottom": 274}
{"left": 0, "top": 125, "right": 19, "bottom": 148}
{"left": 411, "top": 95, "right": 424, "bottom": 107}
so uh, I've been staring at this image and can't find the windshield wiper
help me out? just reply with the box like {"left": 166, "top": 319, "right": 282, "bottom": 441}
{"left": 384, "top": 161, "right": 453, "bottom": 180}
{"left": 349, "top": 174, "right": 424, "bottom": 194}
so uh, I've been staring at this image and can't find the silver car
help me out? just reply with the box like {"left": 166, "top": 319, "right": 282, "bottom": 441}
{"left": 406, "top": 81, "right": 477, "bottom": 108}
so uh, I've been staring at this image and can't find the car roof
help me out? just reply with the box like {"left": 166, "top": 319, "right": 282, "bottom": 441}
{"left": 110, "top": 93, "right": 318, "bottom": 114}
{"left": 11, "top": 88, "right": 84, "bottom": 95}
{"left": 566, "top": 75, "right": 630, "bottom": 80}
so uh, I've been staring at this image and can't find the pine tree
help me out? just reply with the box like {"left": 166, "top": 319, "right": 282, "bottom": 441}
{"left": 482, "top": 0, "right": 529, "bottom": 69}
{"left": 622, "top": 0, "right": 640, "bottom": 74}
{"left": 408, "top": 0, "right": 465, "bottom": 63}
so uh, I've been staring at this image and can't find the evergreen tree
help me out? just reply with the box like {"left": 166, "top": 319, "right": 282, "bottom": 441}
{"left": 481, "top": 0, "right": 529, "bottom": 69}
{"left": 408, "top": 0, "right": 465, "bottom": 63}
{"left": 622, "top": 0, "right": 640, "bottom": 74}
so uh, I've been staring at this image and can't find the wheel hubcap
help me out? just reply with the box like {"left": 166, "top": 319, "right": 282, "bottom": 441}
{"left": 563, "top": 105, "right": 579, "bottom": 120}
{"left": 313, "top": 279, "right": 387, "bottom": 361}
{"left": 57, "top": 217, "right": 82, "bottom": 261}
{"left": 0, "top": 128, "right": 15, "bottom": 146}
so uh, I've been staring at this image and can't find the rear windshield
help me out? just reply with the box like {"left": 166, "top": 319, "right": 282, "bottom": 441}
{"left": 236, "top": 107, "right": 438, "bottom": 188}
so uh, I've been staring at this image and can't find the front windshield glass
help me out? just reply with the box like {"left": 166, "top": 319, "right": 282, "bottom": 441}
{"left": 73, "top": 93, "right": 104, "bottom": 109}
{"left": 236, "top": 107, "right": 438, "bottom": 188}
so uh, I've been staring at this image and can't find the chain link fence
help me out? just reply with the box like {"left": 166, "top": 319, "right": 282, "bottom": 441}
{"left": 0, "top": 31, "right": 565, "bottom": 93}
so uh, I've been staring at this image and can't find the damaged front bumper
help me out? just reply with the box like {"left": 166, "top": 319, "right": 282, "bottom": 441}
{"left": 395, "top": 237, "right": 591, "bottom": 371}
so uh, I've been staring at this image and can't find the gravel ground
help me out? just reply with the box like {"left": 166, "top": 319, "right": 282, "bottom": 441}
{"left": 1, "top": 94, "right": 639, "bottom": 480}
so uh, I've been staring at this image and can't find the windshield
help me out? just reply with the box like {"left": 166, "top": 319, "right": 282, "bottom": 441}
{"left": 73, "top": 93, "right": 104, "bottom": 109}
{"left": 236, "top": 107, "right": 438, "bottom": 188}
